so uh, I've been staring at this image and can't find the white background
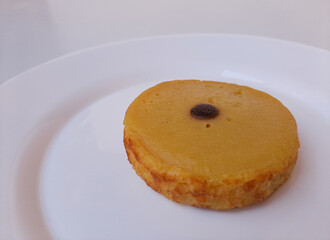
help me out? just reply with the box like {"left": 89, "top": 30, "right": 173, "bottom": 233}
{"left": 1, "top": 0, "right": 330, "bottom": 84}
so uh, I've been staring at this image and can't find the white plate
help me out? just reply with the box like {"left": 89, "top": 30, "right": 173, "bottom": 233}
{"left": 1, "top": 35, "right": 330, "bottom": 240}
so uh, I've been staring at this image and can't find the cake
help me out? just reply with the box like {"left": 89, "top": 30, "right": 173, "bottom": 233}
{"left": 123, "top": 80, "right": 299, "bottom": 210}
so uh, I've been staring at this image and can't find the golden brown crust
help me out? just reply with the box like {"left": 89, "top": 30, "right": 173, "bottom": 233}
{"left": 124, "top": 129, "right": 298, "bottom": 210}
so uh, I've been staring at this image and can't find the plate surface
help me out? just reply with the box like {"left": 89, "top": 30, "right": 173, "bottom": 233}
{"left": 1, "top": 35, "right": 330, "bottom": 240}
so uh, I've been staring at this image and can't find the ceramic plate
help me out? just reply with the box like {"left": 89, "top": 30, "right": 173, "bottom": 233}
{"left": 1, "top": 35, "right": 330, "bottom": 240}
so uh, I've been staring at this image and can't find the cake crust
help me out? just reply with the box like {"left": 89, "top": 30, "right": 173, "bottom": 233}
{"left": 124, "top": 129, "right": 297, "bottom": 210}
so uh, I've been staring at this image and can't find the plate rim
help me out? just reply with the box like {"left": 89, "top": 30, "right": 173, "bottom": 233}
{"left": 1, "top": 33, "right": 329, "bottom": 89}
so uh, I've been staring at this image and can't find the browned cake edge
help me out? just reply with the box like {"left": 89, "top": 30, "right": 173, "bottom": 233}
{"left": 124, "top": 129, "right": 298, "bottom": 210}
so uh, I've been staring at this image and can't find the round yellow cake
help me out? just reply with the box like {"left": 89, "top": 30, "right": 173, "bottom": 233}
{"left": 123, "top": 80, "right": 299, "bottom": 210}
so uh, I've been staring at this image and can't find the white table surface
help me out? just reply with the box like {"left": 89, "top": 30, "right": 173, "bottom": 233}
{"left": 1, "top": 0, "right": 330, "bottom": 85}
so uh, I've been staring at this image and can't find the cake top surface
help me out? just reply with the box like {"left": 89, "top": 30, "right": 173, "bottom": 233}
{"left": 124, "top": 80, "right": 299, "bottom": 178}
